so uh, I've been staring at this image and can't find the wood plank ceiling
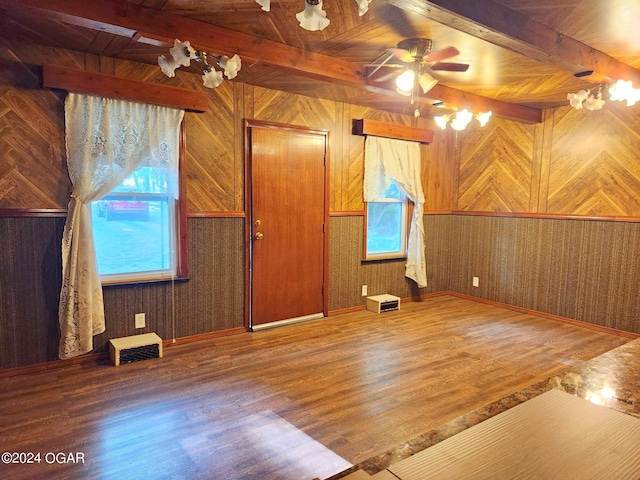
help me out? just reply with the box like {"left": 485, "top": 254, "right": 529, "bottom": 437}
{"left": 1, "top": 0, "right": 639, "bottom": 122}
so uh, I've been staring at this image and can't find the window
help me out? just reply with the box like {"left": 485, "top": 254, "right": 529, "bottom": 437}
{"left": 364, "top": 179, "right": 410, "bottom": 260}
{"left": 91, "top": 165, "right": 185, "bottom": 283}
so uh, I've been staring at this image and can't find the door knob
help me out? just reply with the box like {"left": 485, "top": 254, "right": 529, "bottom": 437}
{"left": 254, "top": 232, "right": 264, "bottom": 240}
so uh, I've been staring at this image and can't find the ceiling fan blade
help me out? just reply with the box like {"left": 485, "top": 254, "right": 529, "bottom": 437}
{"left": 425, "top": 46, "right": 460, "bottom": 63}
{"left": 390, "top": 48, "right": 415, "bottom": 63}
{"left": 374, "top": 69, "right": 404, "bottom": 83}
{"left": 431, "top": 62, "right": 470, "bottom": 72}
{"left": 366, "top": 51, "right": 397, "bottom": 77}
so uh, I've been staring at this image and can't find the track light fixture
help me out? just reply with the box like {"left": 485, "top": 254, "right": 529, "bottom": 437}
{"left": 434, "top": 110, "right": 492, "bottom": 131}
{"left": 158, "top": 39, "right": 242, "bottom": 89}
{"left": 567, "top": 80, "right": 640, "bottom": 111}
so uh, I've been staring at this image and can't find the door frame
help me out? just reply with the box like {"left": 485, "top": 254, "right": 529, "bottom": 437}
{"left": 243, "top": 119, "right": 330, "bottom": 330}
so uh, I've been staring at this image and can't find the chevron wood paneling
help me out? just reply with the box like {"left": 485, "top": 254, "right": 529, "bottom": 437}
{"left": 457, "top": 118, "right": 536, "bottom": 212}
{"left": 546, "top": 103, "right": 640, "bottom": 216}
{"left": 0, "top": 41, "right": 79, "bottom": 209}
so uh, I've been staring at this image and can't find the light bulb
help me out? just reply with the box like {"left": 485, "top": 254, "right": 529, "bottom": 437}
{"left": 396, "top": 69, "right": 415, "bottom": 92}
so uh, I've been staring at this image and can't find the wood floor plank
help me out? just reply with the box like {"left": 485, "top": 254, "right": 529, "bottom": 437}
{"left": 0, "top": 296, "right": 630, "bottom": 479}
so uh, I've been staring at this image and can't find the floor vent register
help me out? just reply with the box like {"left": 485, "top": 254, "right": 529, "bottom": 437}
{"left": 109, "top": 333, "right": 163, "bottom": 366}
{"left": 366, "top": 294, "right": 400, "bottom": 313}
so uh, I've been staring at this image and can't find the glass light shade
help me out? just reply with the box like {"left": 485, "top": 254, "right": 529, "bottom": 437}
{"left": 396, "top": 69, "right": 415, "bottom": 91}
{"left": 296, "top": 0, "right": 330, "bottom": 31}
{"left": 475, "top": 111, "right": 492, "bottom": 127}
{"left": 626, "top": 89, "right": 640, "bottom": 106}
{"left": 584, "top": 92, "right": 605, "bottom": 111}
{"left": 610, "top": 80, "right": 640, "bottom": 106}
{"left": 202, "top": 69, "right": 224, "bottom": 88}
{"left": 218, "top": 54, "right": 242, "bottom": 79}
{"left": 434, "top": 115, "right": 449, "bottom": 130}
{"left": 450, "top": 109, "right": 473, "bottom": 131}
{"left": 609, "top": 80, "right": 633, "bottom": 102}
{"left": 158, "top": 55, "right": 179, "bottom": 78}
{"left": 170, "top": 39, "right": 195, "bottom": 67}
{"left": 418, "top": 72, "right": 438, "bottom": 94}
{"left": 567, "top": 89, "right": 589, "bottom": 109}
{"left": 255, "top": 0, "right": 271, "bottom": 11}
{"left": 355, "top": 0, "right": 371, "bottom": 16}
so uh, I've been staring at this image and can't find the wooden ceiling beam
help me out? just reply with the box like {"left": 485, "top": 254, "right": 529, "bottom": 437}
{"left": 0, "top": 0, "right": 365, "bottom": 85}
{"left": 0, "top": 0, "right": 542, "bottom": 123}
{"left": 390, "top": 0, "right": 640, "bottom": 86}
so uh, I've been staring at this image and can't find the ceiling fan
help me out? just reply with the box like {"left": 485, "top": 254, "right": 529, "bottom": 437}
{"left": 368, "top": 38, "right": 470, "bottom": 95}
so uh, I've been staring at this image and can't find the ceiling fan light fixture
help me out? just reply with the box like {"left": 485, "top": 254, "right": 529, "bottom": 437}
{"left": 418, "top": 72, "right": 438, "bottom": 94}
{"left": 396, "top": 69, "right": 415, "bottom": 91}
{"left": 296, "top": 0, "right": 330, "bottom": 32}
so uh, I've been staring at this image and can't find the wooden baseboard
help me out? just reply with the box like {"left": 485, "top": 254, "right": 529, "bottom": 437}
{"left": 164, "top": 327, "right": 247, "bottom": 347}
{"left": 447, "top": 292, "right": 640, "bottom": 339}
{"left": 0, "top": 327, "right": 247, "bottom": 378}
{"left": 0, "top": 351, "right": 109, "bottom": 379}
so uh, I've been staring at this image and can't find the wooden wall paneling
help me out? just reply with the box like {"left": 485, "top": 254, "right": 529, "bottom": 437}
{"left": 184, "top": 81, "right": 237, "bottom": 213}
{"left": 547, "top": 103, "right": 640, "bottom": 217}
{"left": 457, "top": 118, "right": 536, "bottom": 212}
{"left": 253, "top": 86, "right": 338, "bottom": 131}
{"left": 233, "top": 82, "right": 246, "bottom": 212}
{"left": 530, "top": 109, "right": 554, "bottom": 213}
{"left": 0, "top": 41, "right": 72, "bottom": 209}
{"left": 329, "top": 102, "right": 348, "bottom": 212}
{"left": 423, "top": 122, "right": 456, "bottom": 212}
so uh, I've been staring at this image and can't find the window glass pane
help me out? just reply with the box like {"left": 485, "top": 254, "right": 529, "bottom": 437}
{"left": 91, "top": 166, "right": 176, "bottom": 280}
{"left": 366, "top": 201, "right": 403, "bottom": 255}
{"left": 379, "top": 179, "right": 404, "bottom": 199}
{"left": 112, "top": 167, "right": 169, "bottom": 194}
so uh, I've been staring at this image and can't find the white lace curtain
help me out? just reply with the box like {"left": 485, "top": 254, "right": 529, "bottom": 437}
{"left": 364, "top": 135, "right": 427, "bottom": 287}
{"left": 59, "top": 93, "right": 184, "bottom": 359}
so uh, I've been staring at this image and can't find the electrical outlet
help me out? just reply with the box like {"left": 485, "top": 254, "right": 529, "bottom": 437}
{"left": 472, "top": 277, "right": 480, "bottom": 287}
{"left": 135, "top": 313, "right": 146, "bottom": 329}
{"left": 361, "top": 285, "right": 368, "bottom": 296}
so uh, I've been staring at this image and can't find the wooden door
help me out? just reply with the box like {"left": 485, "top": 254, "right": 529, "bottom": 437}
{"left": 247, "top": 121, "right": 328, "bottom": 329}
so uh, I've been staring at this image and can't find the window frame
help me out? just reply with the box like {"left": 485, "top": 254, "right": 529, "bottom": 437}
{"left": 363, "top": 187, "right": 413, "bottom": 261}
{"left": 94, "top": 121, "right": 188, "bottom": 285}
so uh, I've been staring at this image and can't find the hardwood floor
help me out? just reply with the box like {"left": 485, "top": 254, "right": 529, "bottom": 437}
{"left": 0, "top": 295, "right": 631, "bottom": 480}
